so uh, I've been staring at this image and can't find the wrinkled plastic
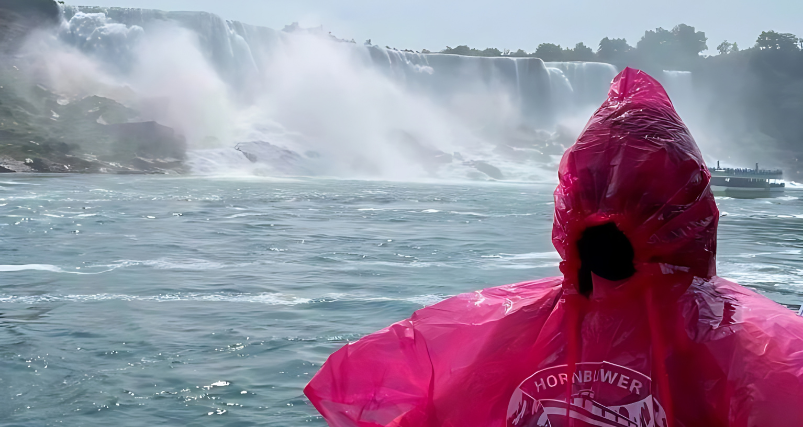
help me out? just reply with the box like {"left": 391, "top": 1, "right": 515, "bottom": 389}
{"left": 305, "top": 68, "right": 803, "bottom": 427}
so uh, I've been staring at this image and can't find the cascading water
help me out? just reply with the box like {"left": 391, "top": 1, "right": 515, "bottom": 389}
{"left": 661, "top": 70, "right": 694, "bottom": 116}
{"left": 546, "top": 62, "right": 620, "bottom": 108}
{"left": 23, "top": 5, "right": 620, "bottom": 181}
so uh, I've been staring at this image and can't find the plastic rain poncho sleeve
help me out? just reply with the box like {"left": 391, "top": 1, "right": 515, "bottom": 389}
{"left": 305, "top": 68, "right": 803, "bottom": 427}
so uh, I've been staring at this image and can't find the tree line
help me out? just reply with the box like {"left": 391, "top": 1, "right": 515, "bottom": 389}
{"left": 435, "top": 25, "right": 801, "bottom": 70}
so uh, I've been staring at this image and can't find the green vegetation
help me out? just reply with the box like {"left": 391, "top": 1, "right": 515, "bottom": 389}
{"left": 440, "top": 42, "right": 595, "bottom": 61}
{"left": 438, "top": 23, "right": 710, "bottom": 67}
{"left": 440, "top": 45, "right": 504, "bottom": 57}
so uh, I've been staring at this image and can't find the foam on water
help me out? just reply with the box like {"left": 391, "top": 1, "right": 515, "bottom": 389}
{"left": 0, "top": 264, "right": 68, "bottom": 273}
{"left": 0, "top": 292, "right": 447, "bottom": 307}
{"left": 112, "top": 258, "right": 234, "bottom": 270}
{"left": 718, "top": 264, "right": 803, "bottom": 289}
{"left": 495, "top": 251, "right": 562, "bottom": 260}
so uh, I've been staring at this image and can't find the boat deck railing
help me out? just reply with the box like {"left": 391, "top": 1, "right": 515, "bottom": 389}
{"left": 709, "top": 167, "right": 783, "bottom": 178}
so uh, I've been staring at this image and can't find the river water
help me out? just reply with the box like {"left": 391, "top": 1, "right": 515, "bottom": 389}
{"left": 1, "top": 174, "right": 801, "bottom": 426}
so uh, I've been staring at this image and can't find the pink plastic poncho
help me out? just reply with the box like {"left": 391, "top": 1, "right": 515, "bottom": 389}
{"left": 305, "top": 68, "right": 803, "bottom": 427}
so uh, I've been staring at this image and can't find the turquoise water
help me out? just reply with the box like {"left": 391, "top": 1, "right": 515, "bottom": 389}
{"left": 1, "top": 175, "right": 801, "bottom": 426}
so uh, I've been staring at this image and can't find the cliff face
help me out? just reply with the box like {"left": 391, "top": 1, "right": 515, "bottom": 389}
{"left": 0, "top": 0, "right": 59, "bottom": 53}
{"left": 0, "top": 0, "right": 188, "bottom": 174}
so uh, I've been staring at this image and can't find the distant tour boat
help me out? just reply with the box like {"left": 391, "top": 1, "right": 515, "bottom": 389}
{"left": 709, "top": 162, "right": 784, "bottom": 198}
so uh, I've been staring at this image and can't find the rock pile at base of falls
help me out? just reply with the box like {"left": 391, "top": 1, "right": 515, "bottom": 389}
{"left": 230, "top": 136, "right": 560, "bottom": 181}
{"left": 0, "top": 1, "right": 188, "bottom": 174}
{"left": 234, "top": 141, "right": 315, "bottom": 176}
{"left": 0, "top": 80, "right": 188, "bottom": 174}
{"left": 0, "top": 62, "right": 187, "bottom": 174}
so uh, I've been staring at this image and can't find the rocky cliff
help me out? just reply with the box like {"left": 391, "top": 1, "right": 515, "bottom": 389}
{"left": 0, "top": 0, "right": 188, "bottom": 174}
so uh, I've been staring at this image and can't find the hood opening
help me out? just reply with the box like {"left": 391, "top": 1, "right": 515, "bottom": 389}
{"left": 577, "top": 222, "right": 636, "bottom": 297}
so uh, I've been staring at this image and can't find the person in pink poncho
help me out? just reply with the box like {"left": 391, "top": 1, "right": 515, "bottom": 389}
{"left": 305, "top": 68, "right": 803, "bottom": 427}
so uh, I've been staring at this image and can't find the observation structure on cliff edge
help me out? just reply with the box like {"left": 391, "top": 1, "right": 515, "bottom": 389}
{"left": 709, "top": 161, "right": 785, "bottom": 198}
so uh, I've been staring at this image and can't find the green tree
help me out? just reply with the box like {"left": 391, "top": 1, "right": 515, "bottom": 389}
{"left": 480, "top": 47, "right": 503, "bottom": 57}
{"left": 567, "top": 42, "right": 595, "bottom": 61}
{"left": 442, "top": 45, "right": 473, "bottom": 55}
{"left": 637, "top": 27, "right": 674, "bottom": 55}
{"left": 636, "top": 24, "right": 706, "bottom": 69}
{"left": 509, "top": 49, "right": 530, "bottom": 57}
{"left": 717, "top": 40, "right": 734, "bottom": 55}
{"left": 672, "top": 24, "right": 708, "bottom": 56}
{"left": 755, "top": 31, "right": 800, "bottom": 51}
{"left": 534, "top": 43, "right": 563, "bottom": 61}
{"left": 597, "top": 37, "right": 631, "bottom": 62}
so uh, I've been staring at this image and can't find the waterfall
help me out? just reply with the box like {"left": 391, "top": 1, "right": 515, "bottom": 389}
{"left": 660, "top": 70, "right": 693, "bottom": 112}
{"left": 545, "top": 62, "right": 619, "bottom": 108}
{"left": 27, "top": 5, "right": 620, "bottom": 181}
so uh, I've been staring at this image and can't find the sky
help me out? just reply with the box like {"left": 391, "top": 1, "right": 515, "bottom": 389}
{"left": 72, "top": 0, "right": 802, "bottom": 54}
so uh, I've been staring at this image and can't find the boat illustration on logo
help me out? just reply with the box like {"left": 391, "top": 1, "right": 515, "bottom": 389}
{"left": 530, "top": 390, "right": 637, "bottom": 427}
{"left": 507, "top": 362, "right": 667, "bottom": 427}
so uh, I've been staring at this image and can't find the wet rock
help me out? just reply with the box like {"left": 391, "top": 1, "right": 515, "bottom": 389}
{"left": 235, "top": 141, "right": 311, "bottom": 175}
{"left": 0, "top": 156, "right": 33, "bottom": 172}
{"left": 106, "top": 121, "right": 187, "bottom": 161}
{"left": 465, "top": 160, "right": 504, "bottom": 180}
{"left": 391, "top": 130, "right": 452, "bottom": 174}
{"left": 25, "top": 156, "right": 90, "bottom": 172}
{"left": 238, "top": 148, "right": 258, "bottom": 163}
{"left": 0, "top": 65, "right": 188, "bottom": 174}
{"left": 28, "top": 157, "right": 50, "bottom": 171}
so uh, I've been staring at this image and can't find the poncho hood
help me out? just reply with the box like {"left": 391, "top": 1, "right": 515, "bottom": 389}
{"left": 552, "top": 67, "right": 719, "bottom": 295}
